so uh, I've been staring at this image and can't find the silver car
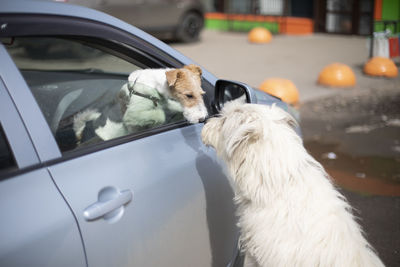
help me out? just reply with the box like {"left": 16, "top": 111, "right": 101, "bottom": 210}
{"left": 67, "top": 0, "right": 205, "bottom": 42}
{"left": 0, "top": 0, "right": 293, "bottom": 266}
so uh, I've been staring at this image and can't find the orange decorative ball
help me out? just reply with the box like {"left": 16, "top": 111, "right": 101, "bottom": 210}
{"left": 259, "top": 78, "right": 299, "bottom": 105}
{"left": 317, "top": 63, "right": 356, "bottom": 87}
{"left": 363, "top": 57, "right": 398, "bottom": 78}
{"left": 248, "top": 27, "right": 272, "bottom": 44}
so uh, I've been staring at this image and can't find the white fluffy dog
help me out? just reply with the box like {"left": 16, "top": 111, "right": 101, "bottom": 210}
{"left": 201, "top": 101, "right": 384, "bottom": 267}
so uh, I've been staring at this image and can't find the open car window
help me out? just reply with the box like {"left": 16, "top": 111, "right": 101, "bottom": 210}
{"left": 5, "top": 37, "right": 185, "bottom": 153}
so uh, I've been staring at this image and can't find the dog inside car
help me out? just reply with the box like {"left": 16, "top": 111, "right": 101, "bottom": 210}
{"left": 201, "top": 101, "right": 384, "bottom": 267}
{"left": 73, "top": 64, "right": 208, "bottom": 143}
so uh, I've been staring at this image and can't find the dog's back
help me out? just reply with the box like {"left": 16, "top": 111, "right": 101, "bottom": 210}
{"left": 128, "top": 68, "right": 171, "bottom": 97}
{"left": 237, "top": 159, "right": 385, "bottom": 267}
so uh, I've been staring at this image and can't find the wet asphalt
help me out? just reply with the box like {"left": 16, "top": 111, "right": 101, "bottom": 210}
{"left": 300, "top": 86, "right": 400, "bottom": 266}
{"left": 172, "top": 30, "right": 400, "bottom": 266}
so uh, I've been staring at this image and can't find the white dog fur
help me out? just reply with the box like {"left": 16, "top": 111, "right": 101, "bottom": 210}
{"left": 201, "top": 101, "right": 384, "bottom": 267}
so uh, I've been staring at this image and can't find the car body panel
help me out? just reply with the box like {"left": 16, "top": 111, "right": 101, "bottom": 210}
{"left": 0, "top": 72, "right": 38, "bottom": 168}
{"left": 0, "top": 168, "right": 87, "bottom": 267}
{"left": 48, "top": 124, "right": 237, "bottom": 266}
{"left": 0, "top": 71, "right": 85, "bottom": 267}
{"left": 0, "top": 44, "right": 61, "bottom": 162}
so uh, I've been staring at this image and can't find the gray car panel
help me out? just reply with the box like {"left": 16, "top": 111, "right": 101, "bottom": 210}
{"left": 1, "top": 72, "right": 84, "bottom": 266}
{"left": 0, "top": 44, "right": 61, "bottom": 163}
{"left": 0, "top": 70, "right": 38, "bottom": 168}
{"left": 48, "top": 124, "right": 237, "bottom": 266}
{"left": 0, "top": 168, "right": 87, "bottom": 267}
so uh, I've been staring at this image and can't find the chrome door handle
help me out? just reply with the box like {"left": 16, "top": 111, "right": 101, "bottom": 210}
{"left": 83, "top": 188, "right": 133, "bottom": 221}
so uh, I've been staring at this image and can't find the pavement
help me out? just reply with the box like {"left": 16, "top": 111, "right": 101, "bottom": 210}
{"left": 171, "top": 30, "right": 400, "bottom": 267}
{"left": 172, "top": 30, "right": 399, "bottom": 102}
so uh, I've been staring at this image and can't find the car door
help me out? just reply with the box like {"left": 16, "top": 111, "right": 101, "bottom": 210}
{"left": 0, "top": 45, "right": 86, "bottom": 267}
{"left": 49, "top": 124, "right": 237, "bottom": 267}
{"left": 2, "top": 16, "right": 239, "bottom": 267}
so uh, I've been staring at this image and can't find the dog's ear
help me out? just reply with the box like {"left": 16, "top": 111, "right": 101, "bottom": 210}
{"left": 184, "top": 64, "right": 202, "bottom": 77}
{"left": 165, "top": 69, "right": 183, "bottom": 87}
{"left": 225, "top": 118, "right": 263, "bottom": 158}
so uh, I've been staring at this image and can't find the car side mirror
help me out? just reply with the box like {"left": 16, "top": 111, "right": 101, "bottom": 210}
{"left": 213, "top": 79, "right": 256, "bottom": 112}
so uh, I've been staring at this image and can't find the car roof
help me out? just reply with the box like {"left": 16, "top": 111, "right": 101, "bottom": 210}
{"left": 0, "top": 0, "right": 217, "bottom": 84}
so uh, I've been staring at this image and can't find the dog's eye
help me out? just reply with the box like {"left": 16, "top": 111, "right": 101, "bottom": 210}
{"left": 185, "top": 94, "right": 194, "bottom": 99}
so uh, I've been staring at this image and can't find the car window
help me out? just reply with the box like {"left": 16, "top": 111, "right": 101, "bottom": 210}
{"left": 0, "top": 124, "right": 16, "bottom": 171}
{"left": 5, "top": 37, "right": 185, "bottom": 153}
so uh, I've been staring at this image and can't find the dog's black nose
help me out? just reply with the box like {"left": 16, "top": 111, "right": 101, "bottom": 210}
{"left": 200, "top": 116, "right": 210, "bottom": 123}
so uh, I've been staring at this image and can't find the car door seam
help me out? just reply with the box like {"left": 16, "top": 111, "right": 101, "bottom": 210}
{"left": 46, "top": 168, "right": 89, "bottom": 267}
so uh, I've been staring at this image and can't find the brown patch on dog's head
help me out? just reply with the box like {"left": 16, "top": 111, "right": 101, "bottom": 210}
{"left": 165, "top": 65, "right": 208, "bottom": 123}
{"left": 165, "top": 65, "right": 204, "bottom": 107}
{"left": 184, "top": 64, "right": 202, "bottom": 80}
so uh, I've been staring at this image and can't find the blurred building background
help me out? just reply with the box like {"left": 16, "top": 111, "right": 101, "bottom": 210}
{"left": 203, "top": 0, "right": 400, "bottom": 36}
